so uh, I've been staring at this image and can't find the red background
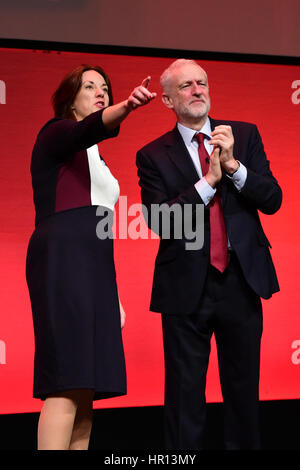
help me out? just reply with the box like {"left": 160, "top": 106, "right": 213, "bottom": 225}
{"left": 0, "top": 47, "right": 299, "bottom": 414}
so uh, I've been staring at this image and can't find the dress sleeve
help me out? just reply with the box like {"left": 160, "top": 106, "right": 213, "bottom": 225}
{"left": 35, "top": 109, "right": 119, "bottom": 161}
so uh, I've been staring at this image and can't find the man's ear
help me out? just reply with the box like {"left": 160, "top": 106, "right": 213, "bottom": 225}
{"left": 162, "top": 93, "right": 173, "bottom": 109}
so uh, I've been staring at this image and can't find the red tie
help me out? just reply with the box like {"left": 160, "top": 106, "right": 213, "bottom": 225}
{"left": 195, "top": 132, "right": 228, "bottom": 272}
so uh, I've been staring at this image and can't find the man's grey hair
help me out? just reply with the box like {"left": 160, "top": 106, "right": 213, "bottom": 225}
{"left": 160, "top": 59, "right": 208, "bottom": 94}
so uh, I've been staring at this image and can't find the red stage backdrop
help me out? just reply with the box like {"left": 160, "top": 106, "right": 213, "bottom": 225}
{"left": 0, "top": 47, "right": 299, "bottom": 414}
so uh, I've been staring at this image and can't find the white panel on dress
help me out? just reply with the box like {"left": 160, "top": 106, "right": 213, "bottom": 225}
{"left": 87, "top": 144, "right": 120, "bottom": 211}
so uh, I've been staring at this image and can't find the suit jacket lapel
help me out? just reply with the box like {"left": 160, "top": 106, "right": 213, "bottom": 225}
{"left": 164, "top": 126, "right": 201, "bottom": 185}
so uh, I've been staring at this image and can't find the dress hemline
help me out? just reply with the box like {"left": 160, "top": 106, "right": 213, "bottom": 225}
{"left": 33, "top": 385, "right": 127, "bottom": 402}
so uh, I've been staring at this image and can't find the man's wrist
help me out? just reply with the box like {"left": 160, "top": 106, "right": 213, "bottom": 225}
{"left": 225, "top": 159, "right": 240, "bottom": 175}
{"left": 204, "top": 174, "right": 219, "bottom": 188}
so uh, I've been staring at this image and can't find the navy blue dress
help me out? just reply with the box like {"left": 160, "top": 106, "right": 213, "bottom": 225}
{"left": 26, "top": 109, "right": 126, "bottom": 400}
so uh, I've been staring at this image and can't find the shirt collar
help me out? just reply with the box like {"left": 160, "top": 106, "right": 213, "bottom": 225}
{"left": 177, "top": 117, "right": 212, "bottom": 147}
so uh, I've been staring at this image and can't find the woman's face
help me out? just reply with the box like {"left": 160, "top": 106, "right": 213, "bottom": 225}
{"left": 72, "top": 70, "right": 110, "bottom": 121}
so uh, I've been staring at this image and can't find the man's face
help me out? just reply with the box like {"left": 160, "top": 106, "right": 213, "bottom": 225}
{"left": 162, "top": 63, "right": 210, "bottom": 125}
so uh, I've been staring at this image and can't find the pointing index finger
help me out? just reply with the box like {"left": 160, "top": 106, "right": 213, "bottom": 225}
{"left": 141, "top": 76, "right": 151, "bottom": 88}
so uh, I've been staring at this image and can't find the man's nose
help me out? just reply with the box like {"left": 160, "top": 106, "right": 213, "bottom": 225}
{"left": 191, "top": 84, "right": 202, "bottom": 95}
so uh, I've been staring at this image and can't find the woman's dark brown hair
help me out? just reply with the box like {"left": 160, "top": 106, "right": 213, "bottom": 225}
{"left": 52, "top": 64, "right": 114, "bottom": 120}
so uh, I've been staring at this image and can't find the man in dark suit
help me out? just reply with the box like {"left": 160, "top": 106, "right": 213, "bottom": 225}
{"left": 136, "top": 59, "right": 282, "bottom": 450}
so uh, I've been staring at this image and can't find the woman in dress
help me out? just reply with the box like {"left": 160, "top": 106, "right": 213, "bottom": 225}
{"left": 26, "top": 64, "right": 156, "bottom": 450}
